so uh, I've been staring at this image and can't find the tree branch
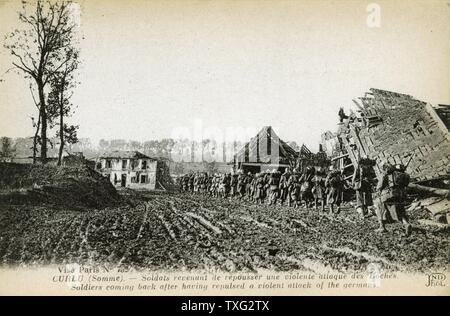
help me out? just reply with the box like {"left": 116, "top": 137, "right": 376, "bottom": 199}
{"left": 29, "top": 84, "right": 40, "bottom": 110}
{"left": 44, "top": 53, "right": 72, "bottom": 85}
{"left": 11, "top": 50, "right": 37, "bottom": 76}
{"left": 12, "top": 62, "right": 35, "bottom": 79}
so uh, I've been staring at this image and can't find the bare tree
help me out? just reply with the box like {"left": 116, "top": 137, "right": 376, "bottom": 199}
{"left": 4, "top": 0, "right": 78, "bottom": 163}
{"left": 28, "top": 83, "right": 41, "bottom": 163}
{"left": 47, "top": 48, "right": 79, "bottom": 165}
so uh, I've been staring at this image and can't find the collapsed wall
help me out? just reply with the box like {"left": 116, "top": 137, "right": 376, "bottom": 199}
{"left": 322, "top": 88, "right": 450, "bottom": 222}
{"left": 337, "top": 88, "right": 450, "bottom": 183}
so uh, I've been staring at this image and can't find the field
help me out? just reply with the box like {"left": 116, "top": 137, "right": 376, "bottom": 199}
{"left": 0, "top": 192, "right": 448, "bottom": 273}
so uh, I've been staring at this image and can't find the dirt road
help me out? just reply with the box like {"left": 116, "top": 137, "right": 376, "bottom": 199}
{"left": 0, "top": 192, "right": 448, "bottom": 272}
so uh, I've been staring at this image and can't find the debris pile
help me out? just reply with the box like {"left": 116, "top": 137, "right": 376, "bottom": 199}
{"left": 407, "top": 197, "right": 450, "bottom": 224}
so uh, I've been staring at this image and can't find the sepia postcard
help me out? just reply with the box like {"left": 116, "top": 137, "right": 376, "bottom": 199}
{"left": 0, "top": 0, "right": 449, "bottom": 297}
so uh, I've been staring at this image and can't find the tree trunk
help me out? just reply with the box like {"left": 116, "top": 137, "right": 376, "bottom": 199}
{"left": 58, "top": 107, "right": 64, "bottom": 166}
{"left": 32, "top": 112, "right": 41, "bottom": 164}
{"left": 57, "top": 74, "right": 66, "bottom": 166}
{"left": 37, "top": 82, "right": 47, "bottom": 163}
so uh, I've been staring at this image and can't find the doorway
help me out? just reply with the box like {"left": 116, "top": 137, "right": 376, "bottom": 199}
{"left": 121, "top": 174, "right": 127, "bottom": 187}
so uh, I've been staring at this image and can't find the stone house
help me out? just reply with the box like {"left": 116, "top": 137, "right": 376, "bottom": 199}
{"left": 96, "top": 151, "right": 162, "bottom": 190}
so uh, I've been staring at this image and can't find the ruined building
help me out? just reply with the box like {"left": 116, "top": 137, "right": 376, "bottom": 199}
{"left": 322, "top": 88, "right": 450, "bottom": 200}
{"left": 294, "top": 144, "right": 329, "bottom": 173}
{"left": 96, "top": 151, "right": 172, "bottom": 190}
{"left": 232, "top": 126, "right": 298, "bottom": 173}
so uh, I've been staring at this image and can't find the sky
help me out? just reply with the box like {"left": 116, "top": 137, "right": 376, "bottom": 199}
{"left": 0, "top": 0, "right": 449, "bottom": 151}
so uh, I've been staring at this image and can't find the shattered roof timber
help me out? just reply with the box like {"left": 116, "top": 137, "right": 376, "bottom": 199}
{"left": 299, "top": 144, "right": 312, "bottom": 157}
{"left": 339, "top": 88, "right": 450, "bottom": 182}
{"left": 99, "top": 150, "right": 157, "bottom": 160}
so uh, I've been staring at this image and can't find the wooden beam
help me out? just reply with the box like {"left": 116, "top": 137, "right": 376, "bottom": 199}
{"left": 408, "top": 183, "right": 450, "bottom": 198}
{"left": 158, "top": 181, "right": 167, "bottom": 191}
{"left": 331, "top": 153, "right": 349, "bottom": 161}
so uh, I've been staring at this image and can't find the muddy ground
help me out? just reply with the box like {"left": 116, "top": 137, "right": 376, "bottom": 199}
{"left": 0, "top": 192, "right": 448, "bottom": 273}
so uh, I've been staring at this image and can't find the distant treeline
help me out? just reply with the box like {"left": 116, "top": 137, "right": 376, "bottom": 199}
{"left": 1, "top": 136, "right": 301, "bottom": 164}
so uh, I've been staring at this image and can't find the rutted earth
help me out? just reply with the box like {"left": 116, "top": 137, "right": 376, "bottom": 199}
{"left": 0, "top": 192, "right": 448, "bottom": 273}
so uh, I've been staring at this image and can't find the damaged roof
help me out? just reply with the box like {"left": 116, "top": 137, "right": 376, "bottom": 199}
{"left": 99, "top": 151, "right": 157, "bottom": 160}
{"left": 233, "top": 126, "right": 298, "bottom": 164}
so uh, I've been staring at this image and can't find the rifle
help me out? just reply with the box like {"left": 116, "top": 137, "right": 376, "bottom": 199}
{"left": 392, "top": 154, "right": 414, "bottom": 173}
{"left": 403, "top": 154, "right": 414, "bottom": 171}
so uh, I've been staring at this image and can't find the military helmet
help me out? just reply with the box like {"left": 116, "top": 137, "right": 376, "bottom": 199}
{"left": 382, "top": 162, "right": 395, "bottom": 173}
{"left": 395, "top": 164, "right": 406, "bottom": 172}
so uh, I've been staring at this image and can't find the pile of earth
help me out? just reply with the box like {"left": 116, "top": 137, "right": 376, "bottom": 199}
{"left": 0, "top": 162, "right": 121, "bottom": 209}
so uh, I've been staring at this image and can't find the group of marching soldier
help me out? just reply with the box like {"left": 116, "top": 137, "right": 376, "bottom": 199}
{"left": 178, "top": 166, "right": 345, "bottom": 214}
{"left": 177, "top": 159, "right": 413, "bottom": 236}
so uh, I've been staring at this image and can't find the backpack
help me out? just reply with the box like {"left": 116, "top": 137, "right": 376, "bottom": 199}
{"left": 381, "top": 171, "right": 410, "bottom": 203}
{"left": 328, "top": 173, "right": 341, "bottom": 187}
{"left": 391, "top": 171, "right": 410, "bottom": 188}
{"left": 301, "top": 181, "right": 311, "bottom": 192}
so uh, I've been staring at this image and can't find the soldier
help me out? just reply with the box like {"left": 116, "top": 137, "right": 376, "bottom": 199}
{"left": 237, "top": 170, "right": 247, "bottom": 199}
{"left": 268, "top": 170, "right": 281, "bottom": 205}
{"left": 375, "top": 163, "right": 412, "bottom": 235}
{"left": 312, "top": 167, "right": 326, "bottom": 212}
{"left": 209, "top": 174, "right": 215, "bottom": 195}
{"left": 279, "top": 169, "right": 290, "bottom": 205}
{"left": 188, "top": 173, "right": 195, "bottom": 193}
{"left": 230, "top": 172, "right": 238, "bottom": 197}
{"left": 206, "top": 174, "right": 213, "bottom": 196}
{"left": 215, "top": 174, "right": 221, "bottom": 197}
{"left": 287, "top": 169, "right": 301, "bottom": 207}
{"left": 352, "top": 159, "right": 375, "bottom": 219}
{"left": 254, "top": 173, "right": 265, "bottom": 204}
{"left": 205, "top": 173, "right": 212, "bottom": 195}
{"left": 262, "top": 170, "right": 271, "bottom": 203}
{"left": 177, "top": 175, "right": 181, "bottom": 191}
{"left": 221, "top": 173, "right": 231, "bottom": 198}
{"left": 325, "top": 166, "right": 344, "bottom": 215}
{"left": 217, "top": 174, "right": 224, "bottom": 197}
{"left": 200, "top": 172, "right": 207, "bottom": 194}
{"left": 180, "top": 175, "right": 185, "bottom": 192}
{"left": 181, "top": 176, "right": 187, "bottom": 192}
{"left": 217, "top": 174, "right": 222, "bottom": 197}
{"left": 195, "top": 172, "right": 202, "bottom": 194}
{"left": 299, "top": 167, "right": 314, "bottom": 208}
{"left": 249, "top": 173, "right": 257, "bottom": 202}
{"left": 211, "top": 174, "right": 219, "bottom": 197}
